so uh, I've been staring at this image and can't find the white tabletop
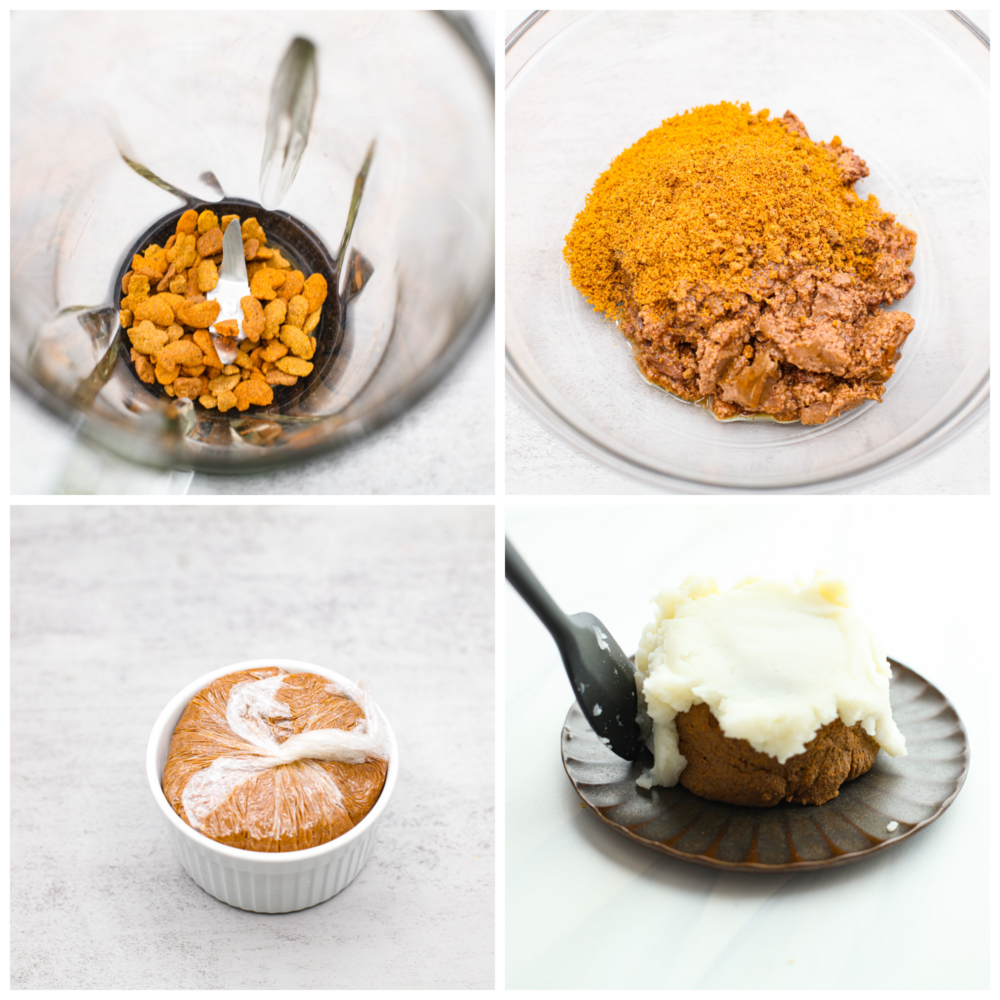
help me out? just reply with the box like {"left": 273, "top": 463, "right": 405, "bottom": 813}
{"left": 504, "top": 502, "right": 988, "bottom": 989}
{"left": 11, "top": 505, "right": 494, "bottom": 989}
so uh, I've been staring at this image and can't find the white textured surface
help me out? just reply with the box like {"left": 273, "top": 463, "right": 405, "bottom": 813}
{"left": 11, "top": 506, "right": 494, "bottom": 989}
{"left": 505, "top": 503, "right": 988, "bottom": 989}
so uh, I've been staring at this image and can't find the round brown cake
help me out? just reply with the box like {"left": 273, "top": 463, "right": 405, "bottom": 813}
{"left": 163, "top": 667, "right": 388, "bottom": 851}
{"left": 675, "top": 703, "right": 879, "bottom": 807}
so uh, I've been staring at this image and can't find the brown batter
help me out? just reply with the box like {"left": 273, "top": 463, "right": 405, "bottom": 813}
{"left": 163, "top": 668, "right": 387, "bottom": 851}
{"left": 675, "top": 702, "right": 879, "bottom": 806}
{"left": 619, "top": 112, "right": 916, "bottom": 424}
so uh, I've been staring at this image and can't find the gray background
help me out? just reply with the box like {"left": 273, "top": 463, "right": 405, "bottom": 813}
{"left": 10, "top": 505, "right": 494, "bottom": 989}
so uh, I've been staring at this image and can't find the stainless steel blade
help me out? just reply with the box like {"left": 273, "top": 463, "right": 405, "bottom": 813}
{"left": 218, "top": 219, "right": 248, "bottom": 284}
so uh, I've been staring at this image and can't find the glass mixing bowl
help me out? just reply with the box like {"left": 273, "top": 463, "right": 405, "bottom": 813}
{"left": 506, "top": 11, "right": 988, "bottom": 492}
{"left": 12, "top": 11, "right": 493, "bottom": 474}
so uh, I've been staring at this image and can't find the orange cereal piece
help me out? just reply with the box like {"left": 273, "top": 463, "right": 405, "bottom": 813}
{"left": 241, "top": 217, "right": 267, "bottom": 245}
{"left": 270, "top": 248, "right": 292, "bottom": 269}
{"left": 193, "top": 329, "right": 222, "bottom": 368}
{"left": 128, "top": 320, "right": 169, "bottom": 355}
{"left": 173, "top": 376, "right": 207, "bottom": 400}
{"left": 164, "top": 234, "right": 177, "bottom": 253}
{"left": 220, "top": 214, "right": 240, "bottom": 233}
{"left": 128, "top": 273, "right": 150, "bottom": 303}
{"left": 278, "top": 270, "right": 305, "bottom": 301}
{"left": 286, "top": 294, "right": 309, "bottom": 328}
{"left": 165, "top": 324, "right": 185, "bottom": 343}
{"left": 169, "top": 273, "right": 188, "bottom": 295}
{"left": 303, "top": 274, "right": 328, "bottom": 313}
{"left": 234, "top": 349, "right": 253, "bottom": 369}
{"left": 119, "top": 308, "right": 133, "bottom": 329}
{"left": 243, "top": 238, "right": 259, "bottom": 260}
{"left": 216, "top": 388, "right": 238, "bottom": 413}
{"left": 199, "top": 394, "right": 218, "bottom": 409}
{"left": 279, "top": 324, "right": 314, "bottom": 360}
{"left": 222, "top": 364, "right": 240, "bottom": 375}
{"left": 163, "top": 383, "right": 177, "bottom": 397}
{"left": 234, "top": 379, "right": 274, "bottom": 411}
{"left": 177, "top": 299, "right": 221, "bottom": 328}
{"left": 181, "top": 365, "right": 206, "bottom": 377}
{"left": 159, "top": 293, "right": 187, "bottom": 314}
{"left": 263, "top": 298, "right": 287, "bottom": 338}
{"left": 266, "top": 369, "right": 299, "bottom": 386}
{"left": 214, "top": 319, "right": 239, "bottom": 339}
{"left": 302, "top": 307, "right": 321, "bottom": 335}
{"left": 131, "top": 349, "right": 156, "bottom": 384}
{"left": 155, "top": 360, "right": 180, "bottom": 385}
{"left": 197, "top": 259, "right": 219, "bottom": 292}
{"left": 249, "top": 267, "right": 286, "bottom": 301}
{"left": 132, "top": 245, "right": 167, "bottom": 280}
{"left": 156, "top": 264, "right": 177, "bottom": 293}
{"left": 260, "top": 340, "right": 288, "bottom": 363}
{"left": 196, "top": 227, "right": 223, "bottom": 257}
{"left": 208, "top": 373, "right": 241, "bottom": 394}
{"left": 122, "top": 271, "right": 134, "bottom": 296}
{"left": 185, "top": 267, "right": 203, "bottom": 297}
{"left": 177, "top": 209, "right": 199, "bottom": 235}
{"left": 158, "top": 339, "right": 204, "bottom": 368}
{"left": 197, "top": 209, "right": 219, "bottom": 234}
{"left": 276, "top": 356, "right": 314, "bottom": 377}
{"left": 240, "top": 295, "right": 265, "bottom": 342}
{"left": 133, "top": 294, "right": 175, "bottom": 327}
{"left": 167, "top": 233, "right": 197, "bottom": 270}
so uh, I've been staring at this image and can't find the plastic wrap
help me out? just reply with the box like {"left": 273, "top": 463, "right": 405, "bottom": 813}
{"left": 162, "top": 667, "right": 389, "bottom": 852}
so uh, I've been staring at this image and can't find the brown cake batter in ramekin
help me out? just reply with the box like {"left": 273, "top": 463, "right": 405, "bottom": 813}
{"left": 163, "top": 668, "right": 387, "bottom": 852}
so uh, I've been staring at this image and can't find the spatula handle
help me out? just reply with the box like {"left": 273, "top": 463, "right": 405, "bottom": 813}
{"left": 505, "top": 539, "right": 575, "bottom": 649}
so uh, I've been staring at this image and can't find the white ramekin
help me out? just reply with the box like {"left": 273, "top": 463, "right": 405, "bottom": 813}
{"left": 146, "top": 658, "right": 398, "bottom": 914}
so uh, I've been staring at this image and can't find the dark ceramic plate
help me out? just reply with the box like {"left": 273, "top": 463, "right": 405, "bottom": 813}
{"left": 562, "top": 660, "right": 968, "bottom": 872}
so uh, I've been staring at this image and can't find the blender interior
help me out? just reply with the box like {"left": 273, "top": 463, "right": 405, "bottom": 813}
{"left": 115, "top": 198, "right": 344, "bottom": 421}
{"left": 11, "top": 12, "right": 494, "bottom": 474}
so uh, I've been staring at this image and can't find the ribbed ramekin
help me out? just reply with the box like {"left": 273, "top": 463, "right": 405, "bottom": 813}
{"left": 146, "top": 658, "right": 398, "bottom": 913}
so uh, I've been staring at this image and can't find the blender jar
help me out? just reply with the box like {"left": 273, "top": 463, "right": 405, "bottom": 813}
{"left": 11, "top": 11, "right": 494, "bottom": 474}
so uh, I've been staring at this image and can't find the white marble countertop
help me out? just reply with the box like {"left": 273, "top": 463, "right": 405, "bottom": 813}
{"left": 504, "top": 502, "right": 988, "bottom": 989}
{"left": 11, "top": 505, "right": 494, "bottom": 989}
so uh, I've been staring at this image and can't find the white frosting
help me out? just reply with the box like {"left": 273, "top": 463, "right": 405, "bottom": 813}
{"left": 634, "top": 573, "right": 906, "bottom": 789}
